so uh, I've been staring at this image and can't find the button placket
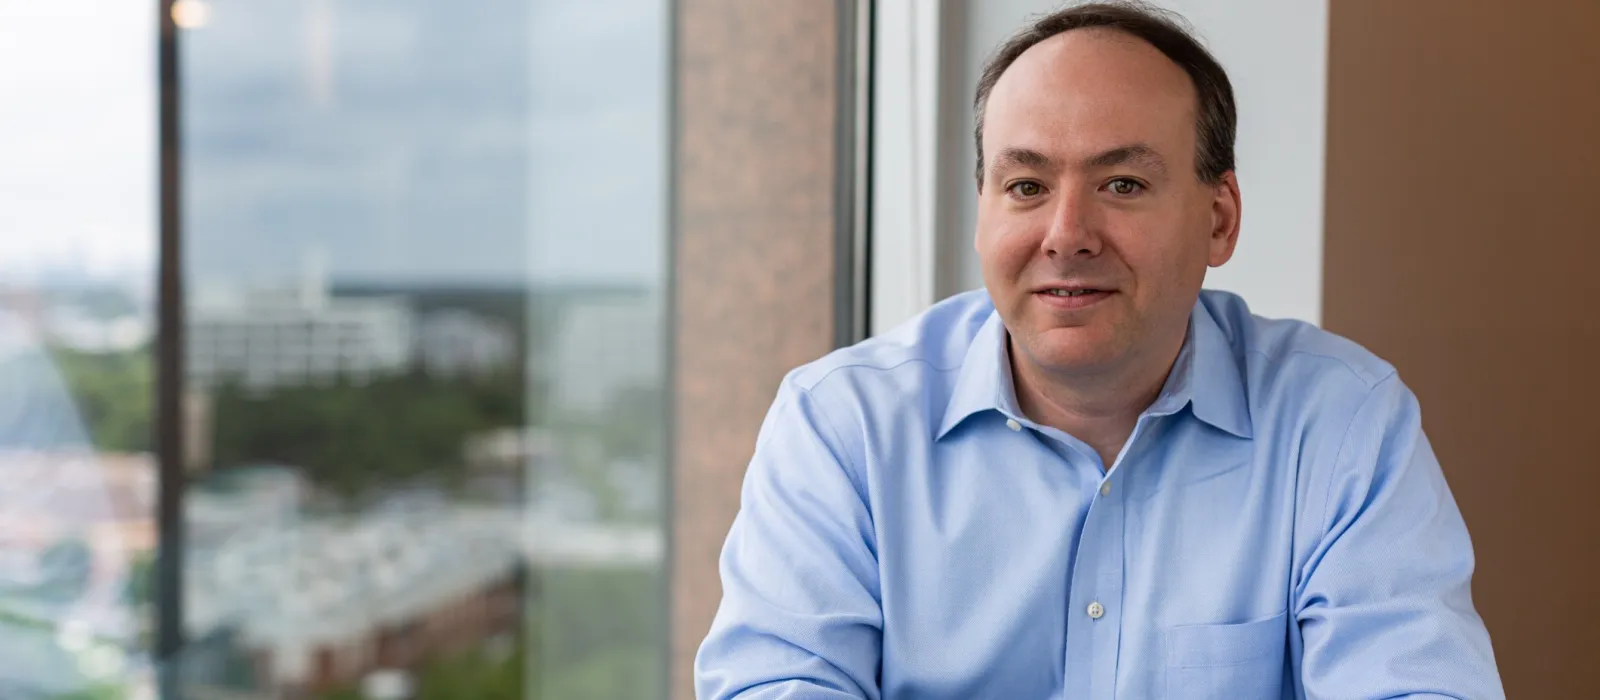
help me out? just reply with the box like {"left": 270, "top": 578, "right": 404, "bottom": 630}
{"left": 1063, "top": 468, "right": 1126, "bottom": 700}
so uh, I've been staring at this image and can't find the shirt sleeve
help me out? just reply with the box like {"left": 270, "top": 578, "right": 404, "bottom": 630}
{"left": 1295, "top": 374, "right": 1505, "bottom": 699}
{"left": 694, "top": 377, "right": 882, "bottom": 700}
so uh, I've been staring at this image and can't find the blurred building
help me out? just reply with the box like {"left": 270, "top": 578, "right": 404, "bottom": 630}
{"left": 39, "top": 305, "right": 151, "bottom": 354}
{"left": 551, "top": 295, "right": 662, "bottom": 414}
{"left": 0, "top": 280, "right": 153, "bottom": 356}
{"left": 186, "top": 278, "right": 413, "bottom": 391}
{"left": 181, "top": 489, "right": 661, "bottom": 694}
{"left": 413, "top": 308, "right": 516, "bottom": 378}
{"left": 183, "top": 507, "right": 522, "bottom": 693}
{"left": 184, "top": 465, "right": 307, "bottom": 550}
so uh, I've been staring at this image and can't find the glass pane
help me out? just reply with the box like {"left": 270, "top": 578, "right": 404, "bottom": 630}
{"left": 175, "top": 0, "right": 668, "bottom": 697}
{"left": 0, "top": 1, "right": 160, "bottom": 698}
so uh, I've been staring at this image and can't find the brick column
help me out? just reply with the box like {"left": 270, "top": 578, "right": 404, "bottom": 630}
{"left": 671, "top": 1, "right": 845, "bottom": 697}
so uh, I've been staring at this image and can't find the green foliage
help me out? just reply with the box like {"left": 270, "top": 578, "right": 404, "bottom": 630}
{"left": 529, "top": 567, "right": 664, "bottom": 700}
{"left": 50, "top": 684, "right": 131, "bottom": 700}
{"left": 122, "top": 552, "right": 156, "bottom": 608}
{"left": 49, "top": 347, "right": 153, "bottom": 453}
{"left": 413, "top": 639, "right": 525, "bottom": 699}
{"left": 309, "top": 567, "right": 664, "bottom": 700}
{"left": 210, "top": 370, "right": 525, "bottom": 499}
{"left": 313, "top": 637, "right": 523, "bottom": 700}
{"left": 122, "top": 552, "right": 156, "bottom": 652}
{"left": 537, "top": 645, "right": 658, "bottom": 700}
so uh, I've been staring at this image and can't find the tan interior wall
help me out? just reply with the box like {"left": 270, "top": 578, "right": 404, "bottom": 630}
{"left": 671, "top": 1, "right": 843, "bottom": 697}
{"left": 1325, "top": 2, "right": 1600, "bottom": 696}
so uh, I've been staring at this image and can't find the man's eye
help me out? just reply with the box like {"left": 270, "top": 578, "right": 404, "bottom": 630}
{"left": 1107, "top": 178, "right": 1143, "bottom": 195}
{"left": 1008, "top": 181, "right": 1044, "bottom": 198}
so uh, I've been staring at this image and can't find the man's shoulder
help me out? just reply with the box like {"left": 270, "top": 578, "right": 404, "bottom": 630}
{"left": 786, "top": 290, "right": 993, "bottom": 401}
{"left": 1199, "top": 289, "right": 1398, "bottom": 399}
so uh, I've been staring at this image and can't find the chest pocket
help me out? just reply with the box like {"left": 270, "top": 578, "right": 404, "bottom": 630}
{"left": 1164, "top": 612, "right": 1288, "bottom": 700}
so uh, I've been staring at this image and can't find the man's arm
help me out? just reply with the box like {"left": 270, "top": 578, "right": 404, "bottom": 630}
{"left": 1295, "top": 374, "right": 1504, "bottom": 699}
{"left": 694, "top": 378, "right": 882, "bottom": 700}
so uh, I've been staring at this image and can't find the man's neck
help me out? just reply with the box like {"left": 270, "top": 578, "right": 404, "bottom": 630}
{"left": 1010, "top": 335, "right": 1184, "bottom": 469}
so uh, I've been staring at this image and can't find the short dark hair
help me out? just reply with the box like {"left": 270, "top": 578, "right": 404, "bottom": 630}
{"left": 973, "top": 1, "right": 1237, "bottom": 187}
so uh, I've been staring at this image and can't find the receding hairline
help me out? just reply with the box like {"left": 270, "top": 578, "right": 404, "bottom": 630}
{"left": 989, "top": 23, "right": 1201, "bottom": 93}
{"left": 972, "top": 2, "right": 1238, "bottom": 188}
{"left": 977, "top": 28, "right": 1201, "bottom": 179}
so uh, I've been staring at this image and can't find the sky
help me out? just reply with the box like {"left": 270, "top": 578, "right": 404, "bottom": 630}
{"left": 0, "top": 0, "right": 158, "bottom": 286}
{"left": 0, "top": 0, "right": 668, "bottom": 290}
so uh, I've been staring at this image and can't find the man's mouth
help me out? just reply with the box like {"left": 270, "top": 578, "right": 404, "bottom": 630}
{"left": 1035, "top": 287, "right": 1113, "bottom": 308}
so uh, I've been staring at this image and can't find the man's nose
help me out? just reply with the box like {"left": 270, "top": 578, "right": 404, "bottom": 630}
{"left": 1041, "top": 188, "right": 1102, "bottom": 259}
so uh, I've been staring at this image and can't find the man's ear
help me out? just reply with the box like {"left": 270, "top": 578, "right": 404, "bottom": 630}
{"left": 1208, "top": 171, "right": 1242, "bottom": 268}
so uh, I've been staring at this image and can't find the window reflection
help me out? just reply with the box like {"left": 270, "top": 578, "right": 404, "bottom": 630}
{"left": 0, "top": 0, "right": 159, "bottom": 696}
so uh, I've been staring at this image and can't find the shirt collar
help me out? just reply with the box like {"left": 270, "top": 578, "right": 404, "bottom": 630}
{"left": 935, "top": 299, "right": 1252, "bottom": 440}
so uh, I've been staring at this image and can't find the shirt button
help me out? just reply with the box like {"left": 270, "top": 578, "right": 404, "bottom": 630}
{"left": 1100, "top": 481, "right": 1112, "bottom": 497}
{"left": 1005, "top": 418, "right": 1022, "bottom": 432}
{"left": 1087, "top": 601, "right": 1105, "bottom": 620}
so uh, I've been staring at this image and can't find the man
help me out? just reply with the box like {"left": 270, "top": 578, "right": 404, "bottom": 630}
{"left": 696, "top": 2, "right": 1503, "bottom": 698}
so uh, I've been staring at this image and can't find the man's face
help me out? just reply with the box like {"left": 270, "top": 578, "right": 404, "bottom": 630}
{"left": 976, "top": 29, "right": 1239, "bottom": 380}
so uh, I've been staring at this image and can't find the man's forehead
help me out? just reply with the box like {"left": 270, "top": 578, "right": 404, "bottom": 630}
{"left": 983, "top": 29, "right": 1198, "bottom": 162}
{"left": 999, "top": 27, "right": 1193, "bottom": 96}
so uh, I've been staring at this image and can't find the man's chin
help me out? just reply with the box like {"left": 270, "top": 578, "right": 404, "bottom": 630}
{"left": 1019, "top": 328, "right": 1122, "bottom": 375}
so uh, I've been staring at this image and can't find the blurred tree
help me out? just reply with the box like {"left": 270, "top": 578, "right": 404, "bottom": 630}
{"left": 122, "top": 552, "right": 156, "bottom": 652}
{"left": 122, "top": 552, "right": 155, "bottom": 608}
{"left": 532, "top": 567, "right": 663, "bottom": 700}
{"left": 209, "top": 369, "right": 525, "bottom": 499}
{"left": 49, "top": 347, "right": 153, "bottom": 454}
{"left": 49, "top": 683, "right": 128, "bottom": 700}
{"left": 309, "top": 567, "right": 662, "bottom": 700}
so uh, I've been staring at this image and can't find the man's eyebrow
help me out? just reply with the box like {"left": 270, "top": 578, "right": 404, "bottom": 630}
{"left": 987, "top": 147, "right": 1054, "bottom": 177}
{"left": 1084, "top": 144, "right": 1168, "bottom": 176}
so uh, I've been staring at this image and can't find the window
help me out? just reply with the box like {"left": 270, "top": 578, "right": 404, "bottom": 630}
{"left": 1, "top": 1, "right": 866, "bottom": 697}
{"left": 174, "top": 1, "right": 670, "bottom": 696}
{"left": 0, "top": 1, "right": 159, "bottom": 697}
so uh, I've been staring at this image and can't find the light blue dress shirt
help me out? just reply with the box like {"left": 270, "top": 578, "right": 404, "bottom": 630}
{"left": 696, "top": 290, "right": 1502, "bottom": 700}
